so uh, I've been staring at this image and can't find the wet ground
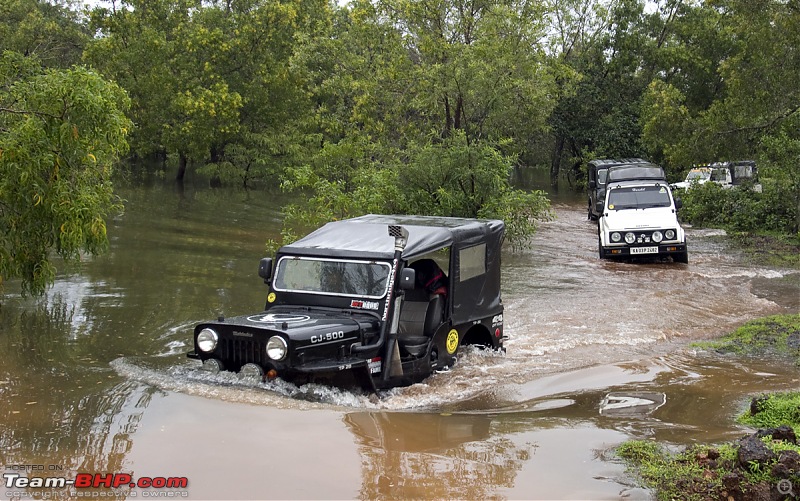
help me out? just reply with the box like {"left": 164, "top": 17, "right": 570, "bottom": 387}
{"left": 1, "top": 184, "right": 799, "bottom": 500}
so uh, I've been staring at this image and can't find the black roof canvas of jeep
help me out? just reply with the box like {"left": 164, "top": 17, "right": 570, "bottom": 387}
{"left": 278, "top": 214, "right": 505, "bottom": 261}
{"left": 277, "top": 214, "right": 505, "bottom": 324}
{"left": 607, "top": 163, "right": 666, "bottom": 183}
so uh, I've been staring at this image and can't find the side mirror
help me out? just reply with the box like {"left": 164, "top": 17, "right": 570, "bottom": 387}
{"left": 674, "top": 198, "right": 683, "bottom": 210}
{"left": 589, "top": 180, "right": 596, "bottom": 190}
{"left": 595, "top": 201, "right": 604, "bottom": 214}
{"left": 258, "top": 257, "right": 273, "bottom": 282}
{"left": 399, "top": 267, "right": 416, "bottom": 290}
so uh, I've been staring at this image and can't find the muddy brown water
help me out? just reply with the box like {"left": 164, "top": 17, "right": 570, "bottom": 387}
{"left": 1, "top": 184, "right": 799, "bottom": 500}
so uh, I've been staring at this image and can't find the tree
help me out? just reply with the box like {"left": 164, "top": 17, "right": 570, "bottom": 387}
{"left": 0, "top": 0, "right": 90, "bottom": 69}
{"left": 85, "top": 0, "right": 325, "bottom": 185}
{"left": 640, "top": 0, "right": 800, "bottom": 231}
{"left": 544, "top": 0, "right": 655, "bottom": 188}
{"left": 0, "top": 51, "right": 132, "bottom": 296}
{"left": 276, "top": 0, "right": 555, "bottom": 248}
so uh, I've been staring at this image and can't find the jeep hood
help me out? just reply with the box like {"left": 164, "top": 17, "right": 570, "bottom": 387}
{"left": 200, "top": 307, "right": 380, "bottom": 343}
{"left": 604, "top": 207, "right": 678, "bottom": 230}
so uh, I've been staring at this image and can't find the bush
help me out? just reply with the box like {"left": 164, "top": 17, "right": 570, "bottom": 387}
{"left": 678, "top": 180, "right": 798, "bottom": 234}
{"left": 275, "top": 133, "right": 554, "bottom": 251}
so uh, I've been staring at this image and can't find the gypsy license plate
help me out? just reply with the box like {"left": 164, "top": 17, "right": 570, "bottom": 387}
{"left": 630, "top": 246, "right": 658, "bottom": 255}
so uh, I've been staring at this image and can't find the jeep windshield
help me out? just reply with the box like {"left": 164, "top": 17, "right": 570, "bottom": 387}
{"left": 607, "top": 185, "right": 672, "bottom": 210}
{"left": 686, "top": 170, "right": 710, "bottom": 181}
{"left": 273, "top": 256, "right": 391, "bottom": 299}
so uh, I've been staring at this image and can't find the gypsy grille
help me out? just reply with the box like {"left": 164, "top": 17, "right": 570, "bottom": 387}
{"left": 219, "top": 337, "right": 266, "bottom": 369}
{"left": 628, "top": 229, "right": 675, "bottom": 244}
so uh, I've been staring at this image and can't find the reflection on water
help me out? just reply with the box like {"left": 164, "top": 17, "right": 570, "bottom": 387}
{"left": 0, "top": 184, "right": 285, "bottom": 496}
{"left": 345, "top": 411, "right": 529, "bottom": 499}
{"left": 1, "top": 183, "right": 798, "bottom": 499}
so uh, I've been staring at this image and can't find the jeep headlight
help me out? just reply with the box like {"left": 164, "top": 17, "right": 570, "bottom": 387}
{"left": 624, "top": 232, "right": 636, "bottom": 244}
{"left": 611, "top": 232, "right": 622, "bottom": 242}
{"left": 197, "top": 328, "right": 218, "bottom": 353}
{"left": 665, "top": 229, "right": 676, "bottom": 240}
{"left": 652, "top": 231, "right": 663, "bottom": 243}
{"left": 266, "top": 336, "right": 288, "bottom": 361}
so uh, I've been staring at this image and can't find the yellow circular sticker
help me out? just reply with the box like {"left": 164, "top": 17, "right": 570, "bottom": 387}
{"left": 446, "top": 329, "right": 459, "bottom": 354}
{"left": 267, "top": 292, "right": 276, "bottom": 303}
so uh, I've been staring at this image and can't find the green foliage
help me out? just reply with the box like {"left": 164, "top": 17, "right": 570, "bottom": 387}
{"left": 761, "top": 128, "right": 800, "bottom": 234}
{"left": 640, "top": 0, "right": 800, "bottom": 213}
{"left": 397, "top": 133, "right": 553, "bottom": 249}
{"left": 0, "top": 0, "right": 89, "bottom": 69}
{"left": 276, "top": 132, "right": 553, "bottom": 251}
{"left": 616, "top": 441, "right": 710, "bottom": 501}
{"left": 691, "top": 314, "right": 800, "bottom": 364}
{"left": 545, "top": 0, "right": 652, "bottom": 185}
{"left": 0, "top": 51, "right": 132, "bottom": 296}
{"left": 678, "top": 181, "right": 798, "bottom": 235}
{"left": 739, "top": 392, "right": 800, "bottom": 432}
{"left": 617, "top": 438, "right": 800, "bottom": 501}
{"left": 85, "top": 0, "right": 321, "bottom": 179}
{"left": 270, "top": 0, "right": 556, "bottom": 251}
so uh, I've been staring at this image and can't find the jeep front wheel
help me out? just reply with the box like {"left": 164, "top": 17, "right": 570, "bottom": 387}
{"left": 674, "top": 246, "right": 689, "bottom": 264}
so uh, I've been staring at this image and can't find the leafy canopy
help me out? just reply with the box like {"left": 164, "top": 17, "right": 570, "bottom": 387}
{"left": 0, "top": 51, "right": 132, "bottom": 296}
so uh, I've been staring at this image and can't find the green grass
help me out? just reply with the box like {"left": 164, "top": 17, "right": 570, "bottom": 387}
{"left": 692, "top": 313, "right": 800, "bottom": 363}
{"left": 617, "top": 420, "right": 800, "bottom": 500}
{"left": 739, "top": 391, "right": 800, "bottom": 433}
{"left": 730, "top": 231, "right": 800, "bottom": 269}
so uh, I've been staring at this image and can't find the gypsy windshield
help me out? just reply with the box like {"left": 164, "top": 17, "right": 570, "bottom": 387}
{"left": 607, "top": 185, "right": 672, "bottom": 210}
{"left": 686, "top": 170, "right": 710, "bottom": 181}
{"left": 274, "top": 256, "right": 391, "bottom": 299}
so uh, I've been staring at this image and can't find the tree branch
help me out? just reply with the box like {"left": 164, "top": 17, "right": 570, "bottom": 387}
{"left": 0, "top": 107, "right": 60, "bottom": 120}
{"left": 716, "top": 105, "right": 800, "bottom": 136}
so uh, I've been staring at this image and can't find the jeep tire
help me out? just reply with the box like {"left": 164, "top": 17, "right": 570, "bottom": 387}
{"left": 674, "top": 243, "right": 689, "bottom": 264}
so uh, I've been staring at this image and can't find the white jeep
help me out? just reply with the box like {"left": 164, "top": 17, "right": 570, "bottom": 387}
{"left": 598, "top": 174, "right": 688, "bottom": 264}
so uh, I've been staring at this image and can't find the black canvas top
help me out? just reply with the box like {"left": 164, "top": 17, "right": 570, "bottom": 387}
{"left": 278, "top": 214, "right": 505, "bottom": 260}
{"left": 607, "top": 163, "right": 666, "bottom": 183}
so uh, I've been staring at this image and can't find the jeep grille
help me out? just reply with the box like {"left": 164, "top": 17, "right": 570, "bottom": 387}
{"left": 219, "top": 338, "right": 266, "bottom": 370}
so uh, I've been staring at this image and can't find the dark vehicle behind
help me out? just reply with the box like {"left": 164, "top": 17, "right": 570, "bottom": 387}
{"left": 587, "top": 158, "right": 652, "bottom": 220}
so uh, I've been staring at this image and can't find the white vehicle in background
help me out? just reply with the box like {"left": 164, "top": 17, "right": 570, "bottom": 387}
{"left": 598, "top": 167, "right": 688, "bottom": 264}
{"left": 671, "top": 167, "right": 712, "bottom": 190}
{"left": 673, "top": 160, "right": 762, "bottom": 192}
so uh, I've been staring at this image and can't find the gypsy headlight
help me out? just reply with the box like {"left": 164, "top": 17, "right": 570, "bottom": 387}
{"left": 266, "top": 336, "right": 288, "bottom": 361}
{"left": 665, "top": 229, "right": 676, "bottom": 240}
{"left": 652, "top": 231, "right": 663, "bottom": 243}
{"left": 624, "top": 232, "right": 636, "bottom": 244}
{"left": 197, "top": 328, "right": 218, "bottom": 353}
{"left": 611, "top": 232, "right": 622, "bottom": 242}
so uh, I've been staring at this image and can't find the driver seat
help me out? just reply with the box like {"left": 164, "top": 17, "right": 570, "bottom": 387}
{"left": 397, "top": 290, "right": 444, "bottom": 357}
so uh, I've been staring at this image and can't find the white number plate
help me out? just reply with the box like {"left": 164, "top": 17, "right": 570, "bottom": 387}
{"left": 630, "top": 246, "right": 658, "bottom": 254}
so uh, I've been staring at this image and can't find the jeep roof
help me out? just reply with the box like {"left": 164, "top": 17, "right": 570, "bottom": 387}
{"left": 276, "top": 214, "right": 505, "bottom": 324}
{"left": 589, "top": 158, "right": 651, "bottom": 181}
{"left": 278, "top": 214, "right": 505, "bottom": 261}
{"left": 607, "top": 163, "right": 666, "bottom": 183}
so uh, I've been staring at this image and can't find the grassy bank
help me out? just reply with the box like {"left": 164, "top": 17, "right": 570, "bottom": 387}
{"left": 617, "top": 314, "right": 800, "bottom": 500}
{"left": 692, "top": 314, "right": 800, "bottom": 365}
{"left": 730, "top": 232, "right": 800, "bottom": 269}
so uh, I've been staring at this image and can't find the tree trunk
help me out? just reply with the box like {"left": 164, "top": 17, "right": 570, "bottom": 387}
{"left": 443, "top": 95, "right": 452, "bottom": 137}
{"left": 454, "top": 95, "right": 463, "bottom": 131}
{"left": 176, "top": 152, "right": 187, "bottom": 183}
{"left": 550, "top": 136, "right": 564, "bottom": 189}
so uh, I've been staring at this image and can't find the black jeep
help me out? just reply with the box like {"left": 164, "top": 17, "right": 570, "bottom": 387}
{"left": 587, "top": 158, "right": 653, "bottom": 220}
{"left": 187, "top": 214, "right": 506, "bottom": 392}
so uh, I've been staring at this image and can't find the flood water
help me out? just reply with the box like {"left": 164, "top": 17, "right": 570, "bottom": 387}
{"left": 1, "top": 181, "right": 799, "bottom": 500}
